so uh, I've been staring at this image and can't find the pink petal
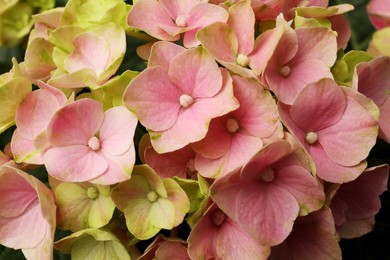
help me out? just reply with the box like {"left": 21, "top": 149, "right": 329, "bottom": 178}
{"left": 191, "top": 116, "right": 232, "bottom": 159}
{"left": 0, "top": 172, "right": 37, "bottom": 218}
{"left": 148, "top": 41, "right": 186, "bottom": 69}
{"left": 37, "top": 81, "right": 67, "bottom": 105}
{"left": 99, "top": 106, "right": 137, "bottom": 156}
{"left": 307, "top": 143, "right": 366, "bottom": 183}
{"left": 47, "top": 99, "right": 104, "bottom": 146}
{"left": 272, "top": 164, "right": 324, "bottom": 215}
{"left": 159, "top": 0, "right": 200, "bottom": 18}
{"left": 187, "top": 3, "right": 229, "bottom": 29}
{"left": 11, "top": 129, "right": 45, "bottom": 164}
{"left": 318, "top": 91, "right": 378, "bottom": 166}
{"left": 65, "top": 32, "right": 109, "bottom": 74}
{"left": 228, "top": 0, "right": 255, "bottom": 55}
{"left": 0, "top": 200, "right": 48, "bottom": 249}
{"left": 169, "top": 47, "right": 222, "bottom": 98}
{"left": 289, "top": 78, "right": 346, "bottom": 131}
{"left": 196, "top": 22, "right": 238, "bottom": 63}
{"left": 145, "top": 144, "right": 195, "bottom": 179}
{"left": 240, "top": 140, "right": 292, "bottom": 181}
{"left": 266, "top": 58, "right": 334, "bottom": 105}
{"left": 237, "top": 182, "right": 299, "bottom": 245}
{"left": 294, "top": 27, "right": 337, "bottom": 66}
{"left": 44, "top": 145, "right": 108, "bottom": 182}
{"left": 231, "top": 76, "right": 281, "bottom": 139}
{"left": 352, "top": 56, "right": 390, "bottom": 106}
{"left": 123, "top": 66, "right": 181, "bottom": 132}
{"left": 89, "top": 144, "right": 135, "bottom": 185}
{"left": 127, "top": 0, "right": 179, "bottom": 41}
{"left": 248, "top": 25, "right": 285, "bottom": 75}
{"left": 16, "top": 89, "right": 60, "bottom": 140}
{"left": 329, "top": 14, "right": 351, "bottom": 49}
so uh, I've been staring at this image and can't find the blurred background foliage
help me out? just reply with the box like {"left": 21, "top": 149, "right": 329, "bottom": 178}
{"left": 0, "top": 0, "right": 389, "bottom": 259}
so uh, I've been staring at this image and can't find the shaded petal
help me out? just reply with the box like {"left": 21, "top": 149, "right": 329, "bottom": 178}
{"left": 99, "top": 106, "right": 137, "bottom": 156}
{"left": 123, "top": 66, "right": 181, "bottom": 132}
{"left": 0, "top": 200, "right": 47, "bottom": 249}
{"left": 0, "top": 172, "right": 36, "bottom": 218}
{"left": 379, "top": 97, "right": 390, "bottom": 142}
{"left": 191, "top": 116, "right": 232, "bottom": 159}
{"left": 44, "top": 145, "right": 108, "bottom": 182}
{"left": 47, "top": 99, "right": 104, "bottom": 146}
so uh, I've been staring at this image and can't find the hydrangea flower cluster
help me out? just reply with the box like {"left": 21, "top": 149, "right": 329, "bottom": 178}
{"left": 0, "top": 0, "right": 389, "bottom": 259}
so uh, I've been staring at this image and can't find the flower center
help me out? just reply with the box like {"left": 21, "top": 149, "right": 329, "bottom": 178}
{"left": 236, "top": 54, "right": 250, "bottom": 67}
{"left": 179, "top": 94, "right": 194, "bottom": 108}
{"left": 88, "top": 136, "right": 100, "bottom": 151}
{"left": 147, "top": 191, "right": 159, "bottom": 202}
{"left": 87, "top": 187, "right": 99, "bottom": 200}
{"left": 305, "top": 131, "right": 318, "bottom": 144}
{"left": 211, "top": 208, "right": 226, "bottom": 226}
{"left": 260, "top": 168, "right": 275, "bottom": 182}
{"left": 225, "top": 118, "right": 240, "bottom": 133}
{"left": 175, "top": 15, "right": 187, "bottom": 27}
{"left": 279, "top": 65, "right": 291, "bottom": 77}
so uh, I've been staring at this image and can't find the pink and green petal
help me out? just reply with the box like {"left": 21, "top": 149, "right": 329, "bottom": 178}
{"left": 227, "top": 0, "right": 255, "bottom": 55}
{"left": 196, "top": 22, "right": 238, "bottom": 63}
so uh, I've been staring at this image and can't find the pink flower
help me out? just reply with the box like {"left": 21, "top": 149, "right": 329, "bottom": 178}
{"left": 263, "top": 16, "right": 337, "bottom": 104}
{"left": 11, "top": 81, "right": 68, "bottom": 164}
{"left": 44, "top": 99, "right": 138, "bottom": 184}
{"left": 279, "top": 78, "right": 379, "bottom": 183}
{"left": 123, "top": 46, "right": 239, "bottom": 153}
{"left": 188, "top": 203, "right": 270, "bottom": 259}
{"left": 351, "top": 56, "right": 390, "bottom": 143}
{"left": 210, "top": 140, "right": 325, "bottom": 246}
{"left": 127, "top": 0, "right": 228, "bottom": 48}
{"left": 197, "top": 0, "right": 272, "bottom": 78}
{"left": 329, "top": 164, "right": 389, "bottom": 238}
{"left": 192, "top": 75, "right": 283, "bottom": 179}
{"left": 0, "top": 165, "right": 56, "bottom": 260}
